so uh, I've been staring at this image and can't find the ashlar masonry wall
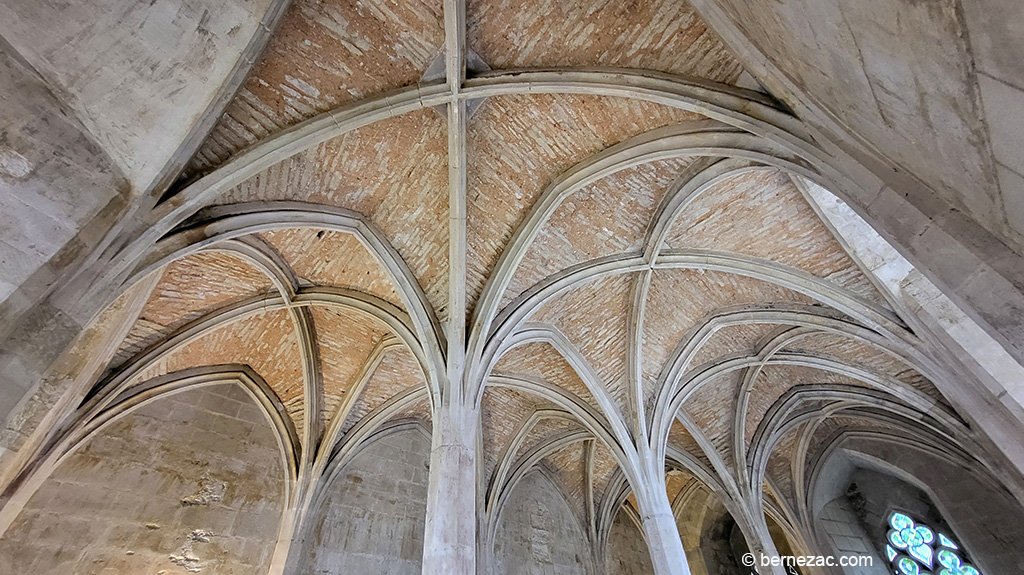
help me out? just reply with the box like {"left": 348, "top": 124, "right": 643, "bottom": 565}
{"left": 0, "top": 382, "right": 286, "bottom": 574}
{"left": 493, "top": 470, "right": 592, "bottom": 575}
{"left": 606, "top": 509, "right": 655, "bottom": 575}
{"left": 293, "top": 428, "right": 430, "bottom": 575}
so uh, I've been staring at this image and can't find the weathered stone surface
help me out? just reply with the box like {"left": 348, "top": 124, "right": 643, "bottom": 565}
{"left": 0, "top": 41, "right": 128, "bottom": 334}
{"left": 294, "top": 429, "right": 430, "bottom": 575}
{"left": 709, "top": 0, "right": 1002, "bottom": 243}
{"left": 0, "top": 383, "right": 285, "bottom": 574}
{"left": 493, "top": 471, "right": 591, "bottom": 575}
{"left": 0, "top": 0, "right": 278, "bottom": 192}
{"left": 607, "top": 510, "right": 654, "bottom": 575}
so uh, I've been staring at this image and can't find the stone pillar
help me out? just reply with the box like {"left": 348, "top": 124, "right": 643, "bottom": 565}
{"left": 632, "top": 454, "right": 693, "bottom": 575}
{"left": 638, "top": 499, "right": 693, "bottom": 575}
{"left": 742, "top": 512, "right": 789, "bottom": 575}
{"left": 421, "top": 397, "right": 478, "bottom": 575}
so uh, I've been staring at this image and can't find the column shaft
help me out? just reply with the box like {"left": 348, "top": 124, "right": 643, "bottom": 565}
{"left": 640, "top": 504, "right": 693, "bottom": 575}
{"left": 745, "top": 512, "right": 789, "bottom": 575}
{"left": 633, "top": 457, "right": 693, "bottom": 575}
{"left": 421, "top": 399, "right": 477, "bottom": 574}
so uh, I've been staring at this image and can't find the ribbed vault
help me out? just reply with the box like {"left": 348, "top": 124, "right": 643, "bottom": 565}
{"left": 0, "top": 1, "right": 1016, "bottom": 574}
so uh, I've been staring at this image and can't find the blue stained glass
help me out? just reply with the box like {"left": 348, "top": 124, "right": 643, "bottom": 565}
{"left": 892, "top": 512, "right": 915, "bottom": 530}
{"left": 938, "top": 549, "right": 960, "bottom": 570}
{"left": 899, "top": 556, "right": 921, "bottom": 575}
{"left": 934, "top": 545, "right": 982, "bottom": 575}
{"left": 890, "top": 529, "right": 910, "bottom": 549}
{"left": 910, "top": 543, "right": 933, "bottom": 568}
{"left": 903, "top": 527, "right": 925, "bottom": 547}
{"left": 885, "top": 512, "right": 982, "bottom": 575}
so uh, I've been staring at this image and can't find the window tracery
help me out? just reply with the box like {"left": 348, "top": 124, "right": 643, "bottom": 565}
{"left": 885, "top": 511, "right": 980, "bottom": 575}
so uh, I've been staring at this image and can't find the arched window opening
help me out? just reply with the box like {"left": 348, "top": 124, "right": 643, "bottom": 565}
{"left": 885, "top": 511, "right": 980, "bottom": 575}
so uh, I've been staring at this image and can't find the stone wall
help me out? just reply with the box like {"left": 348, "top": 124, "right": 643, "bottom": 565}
{"left": 846, "top": 468, "right": 947, "bottom": 551}
{"left": 493, "top": 470, "right": 592, "bottom": 575}
{"left": 292, "top": 428, "right": 430, "bottom": 575}
{"left": 814, "top": 441, "right": 1024, "bottom": 575}
{"left": 0, "top": 0, "right": 276, "bottom": 193}
{"left": 0, "top": 38, "right": 130, "bottom": 424}
{"left": 0, "top": 382, "right": 286, "bottom": 574}
{"left": 816, "top": 466, "right": 967, "bottom": 575}
{"left": 817, "top": 495, "right": 887, "bottom": 575}
{"left": 606, "top": 509, "right": 654, "bottom": 575}
{"left": 699, "top": 512, "right": 748, "bottom": 575}
{"left": 709, "top": 0, "right": 1012, "bottom": 249}
{"left": 674, "top": 486, "right": 713, "bottom": 575}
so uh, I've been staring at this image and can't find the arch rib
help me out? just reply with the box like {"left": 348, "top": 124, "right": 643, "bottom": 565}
{"left": 468, "top": 125, "right": 821, "bottom": 381}
{"left": 131, "top": 202, "right": 446, "bottom": 408}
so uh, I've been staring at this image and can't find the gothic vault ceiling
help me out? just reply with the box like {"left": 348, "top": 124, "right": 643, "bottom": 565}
{"left": 3, "top": 0, "right": 1004, "bottom": 562}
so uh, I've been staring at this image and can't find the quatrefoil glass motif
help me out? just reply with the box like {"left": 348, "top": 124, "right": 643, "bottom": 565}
{"left": 888, "top": 513, "right": 935, "bottom": 568}
{"left": 884, "top": 512, "right": 983, "bottom": 575}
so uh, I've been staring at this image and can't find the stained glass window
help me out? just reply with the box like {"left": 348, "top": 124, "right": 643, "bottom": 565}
{"left": 885, "top": 511, "right": 981, "bottom": 575}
